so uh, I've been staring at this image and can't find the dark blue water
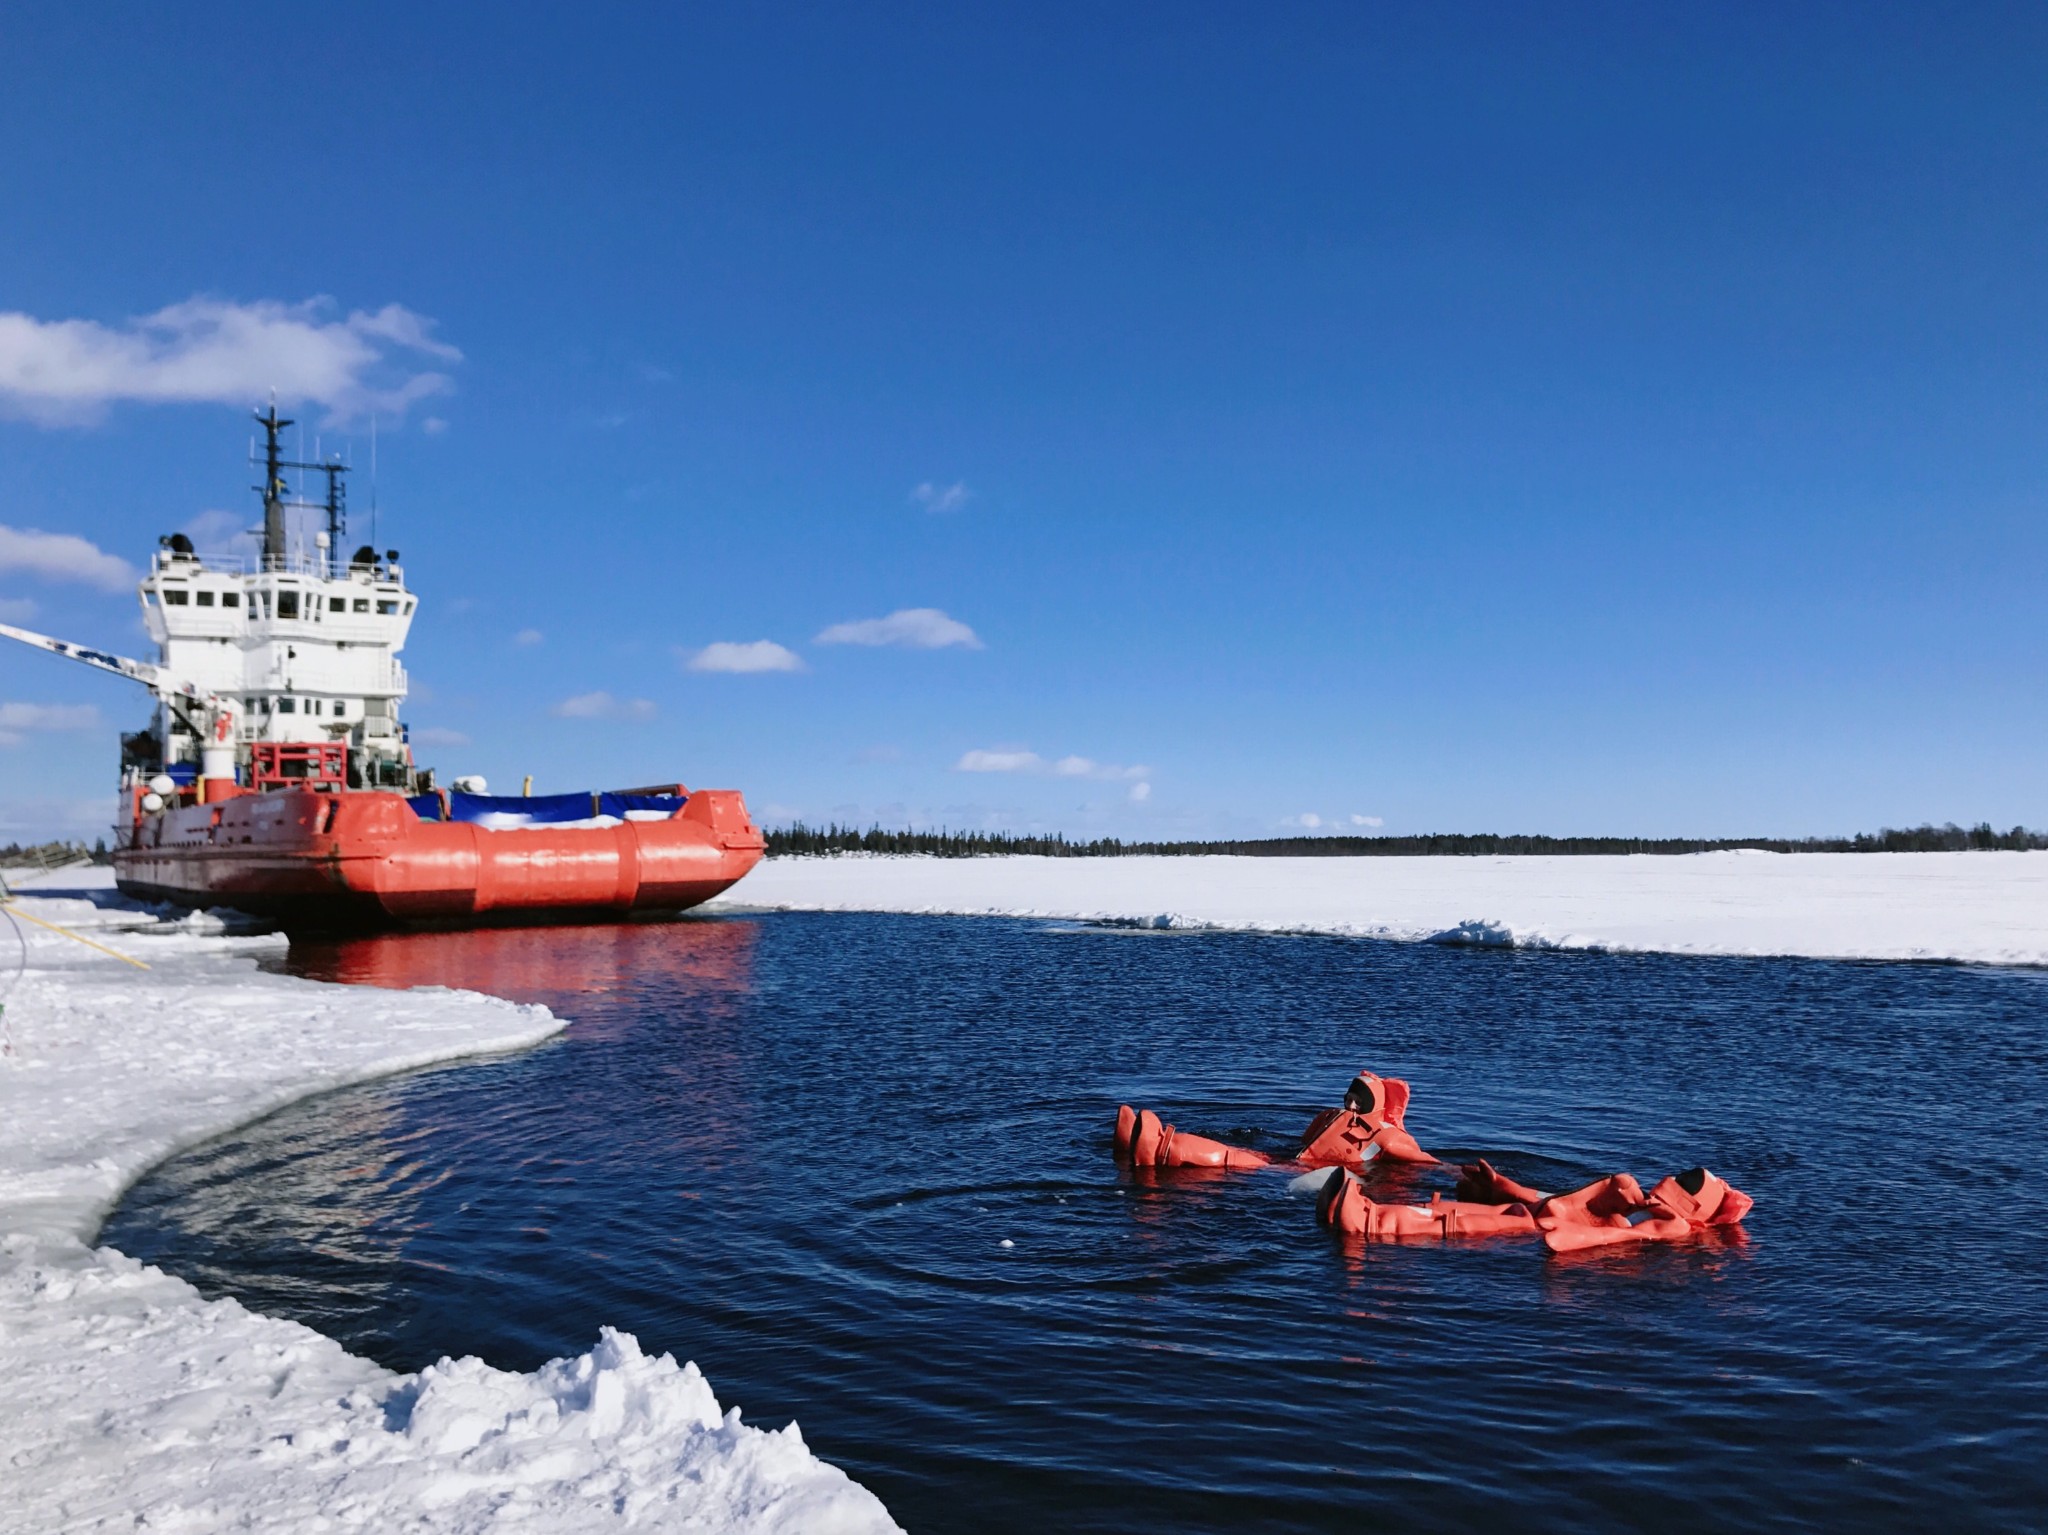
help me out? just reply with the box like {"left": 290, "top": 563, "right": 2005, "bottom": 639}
{"left": 104, "top": 914, "right": 2048, "bottom": 1532}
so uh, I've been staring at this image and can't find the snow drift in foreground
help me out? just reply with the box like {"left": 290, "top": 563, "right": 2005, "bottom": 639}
{"left": 712, "top": 850, "right": 2048, "bottom": 967}
{"left": 0, "top": 870, "right": 897, "bottom": 1535}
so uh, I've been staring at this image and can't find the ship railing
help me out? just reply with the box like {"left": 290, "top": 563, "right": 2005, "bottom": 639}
{"left": 155, "top": 548, "right": 402, "bottom": 582}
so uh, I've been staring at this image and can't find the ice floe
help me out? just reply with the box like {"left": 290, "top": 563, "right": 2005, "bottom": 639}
{"left": 0, "top": 868, "right": 898, "bottom": 1534}
{"left": 715, "top": 850, "right": 2048, "bottom": 966}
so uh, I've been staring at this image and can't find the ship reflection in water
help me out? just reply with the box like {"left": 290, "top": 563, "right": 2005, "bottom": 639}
{"left": 281, "top": 915, "right": 761, "bottom": 1021}
{"left": 109, "top": 913, "right": 2048, "bottom": 1535}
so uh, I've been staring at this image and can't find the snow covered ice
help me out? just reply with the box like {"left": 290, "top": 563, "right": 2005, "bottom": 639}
{"left": 0, "top": 868, "right": 899, "bottom": 1535}
{"left": 713, "top": 850, "right": 2048, "bottom": 966}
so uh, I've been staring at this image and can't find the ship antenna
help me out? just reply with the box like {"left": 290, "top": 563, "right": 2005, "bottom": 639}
{"left": 370, "top": 415, "right": 379, "bottom": 552}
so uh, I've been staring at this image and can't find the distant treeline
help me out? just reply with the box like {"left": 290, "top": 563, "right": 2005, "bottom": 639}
{"left": 767, "top": 821, "right": 2048, "bottom": 859}
{"left": 0, "top": 838, "right": 110, "bottom": 869}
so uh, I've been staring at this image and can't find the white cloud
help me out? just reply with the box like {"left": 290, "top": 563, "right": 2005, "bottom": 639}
{"left": 0, "top": 701, "right": 100, "bottom": 747}
{"left": 0, "top": 795, "right": 107, "bottom": 840}
{"left": 0, "top": 296, "right": 458, "bottom": 426}
{"left": 412, "top": 726, "right": 472, "bottom": 748}
{"left": 911, "top": 481, "right": 970, "bottom": 514}
{"left": 513, "top": 628, "right": 544, "bottom": 647}
{"left": 1282, "top": 812, "right": 1324, "bottom": 830}
{"left": 0, "top": 597, "right": 36, "bottom": 623}
{"left": 1351, "top": 814, "right": 1384, "bottom": 828}
{"left": 552, "top": 691, "right": 657, "bottom": 721}
{"left": 1050, "top": 755, "right": 1149, "bottom": 781}
{"left": 686, "top": 640, "right": 804, "bottom": 674}
{"left": 1129, "top": 781, "right": 1152, "bottom": 803}
{"left": 178, "top": 508, "right": 262, "bottom": 563}
{"left": 0, "top": 525, "right": 136, "bottom": 590}
{"left": 421, "top": 416, "right": 450, "bottom": 436}
{"left": 956, "top": 747, "right": 1150, "bottom": 781}
{"left": 814, "top": 608, "right": 983, "bottom": 650}
{"left": 0, "top": 702, "right": 99, "bottom": 731}
{"left": 956, "top": 748, "right": 1044, "bottom": 774}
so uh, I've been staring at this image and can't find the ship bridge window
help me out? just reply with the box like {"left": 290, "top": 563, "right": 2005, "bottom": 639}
{"left": 277, "top": 698, "right": 296, "bottom": 714}
{"left": 402, "top": 600, "right": 415, "bottom": 614}
{"left": 333, "top": 700, "right": 348, "bottom": 716}
{"left": 222, "top": 591, "right": 240, "bottom": 609}
{"left": 276, "top": 591, "right": 300, "bottom": 619}
{"left": 377, "top": 600, "right": 399, "bottom": 615}
{"left": 196, "top": 590, "right": 215, "bottom": 607}
{"left": 353, "top": 598, "right": 369, "bottom": 613}
{"left": 163, "top": 588, "right": 189, "bottom": 605}
{"left": 329, "top": 596, "right": 346, "bottom": 613}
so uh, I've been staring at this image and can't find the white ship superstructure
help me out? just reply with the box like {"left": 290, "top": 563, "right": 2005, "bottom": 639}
{"left": 0, "top": 407, "right": 423, "bottom": 805}
{"left": 134, "top": 406, "right": 420, "bottom": 795}
{"left": 141, "top": 537, "right": 415, "bottom": 777}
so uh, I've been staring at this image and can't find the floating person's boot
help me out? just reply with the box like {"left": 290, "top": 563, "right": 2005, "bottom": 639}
{"left": 1541, "top": 1167, "right": 1752, "bottom": 1254}
{"left": 1117, "top": 1105, "right": 1269, "bottom": 1169}
{"left": 1114, "top": 1104, "right": 1138, "bottom": 1160}
{"left": 1296, "top": 1070, "right": 1438, "bottom": 1167}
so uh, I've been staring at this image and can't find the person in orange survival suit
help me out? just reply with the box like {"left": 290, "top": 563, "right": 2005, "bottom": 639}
{"left": 1113, "top": 1069, "right": 1436, "bottom": 1171}
{"left": 1315, "top": 1161, "right": 1752, "bottom": 1247}
{"left": 1293, "top": 1070, "right": 1437, "bottom": 1167}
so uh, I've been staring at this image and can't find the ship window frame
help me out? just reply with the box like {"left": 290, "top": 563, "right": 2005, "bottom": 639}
{"left": 329, "top": 596, "right": 346, "bottom": 613}
{"left": 222, "top": 592, "right": 240, "bottom": 608}
{"left": 276, "top": 590, "right": 300, "bottom": 619}
{"left": 277, "top": 697, "right": 296, "bottom": 715}
{"left": 353, "top": 598, "right": 369, "bottom": 613}
{"left": 377, "top": 599, "right": 399, "bottom": 616}
{"left": 162, "top": 588, "right": 189, "bottom": 606}
{"left": 195, "top": 590, "right": 215, "bottom": 607}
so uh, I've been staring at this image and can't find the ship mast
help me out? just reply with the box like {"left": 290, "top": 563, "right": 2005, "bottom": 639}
{"left": 252, "top": 405, "right": 349, "bottom": 576}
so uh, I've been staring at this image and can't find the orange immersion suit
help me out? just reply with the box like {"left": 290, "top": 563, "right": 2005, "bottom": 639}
{"left": 1294, "top": 1071, "right": 1439, "bottom": 1167}
{"left": 1324, "top": 1159, "right": 1752, "bottom": 1249}
{"left": 1113, "top": 1068, "right": 1437, "bottom": 1172}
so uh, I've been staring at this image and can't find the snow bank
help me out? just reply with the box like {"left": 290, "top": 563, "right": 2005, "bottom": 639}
{"left": 0, "top": 869, "right": 898, "bottom": 1535}
{"left": 713, "top": 850, "right": 2048, "bottom": 966}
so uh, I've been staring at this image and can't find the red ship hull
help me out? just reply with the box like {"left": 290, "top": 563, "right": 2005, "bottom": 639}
{"left": 113, "top": 787, "right": 766, "bottom": 929}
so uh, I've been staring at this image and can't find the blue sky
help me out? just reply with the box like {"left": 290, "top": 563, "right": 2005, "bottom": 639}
{"left": 3, "top": 4, "right": 2045, "bottom": 841}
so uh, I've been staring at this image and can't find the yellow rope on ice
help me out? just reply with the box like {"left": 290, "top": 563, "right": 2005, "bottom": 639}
{"left": 0, "top": 901, "right": 150, "bottom": 969}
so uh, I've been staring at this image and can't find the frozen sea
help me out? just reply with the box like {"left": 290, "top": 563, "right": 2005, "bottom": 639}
{"left": 108, "top": 909, "right": 2048, "bottom": 1533}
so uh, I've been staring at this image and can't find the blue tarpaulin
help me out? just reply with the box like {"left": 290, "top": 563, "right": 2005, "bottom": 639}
{"left": 405, "top": 790, "right": 689, "bottom": 823}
